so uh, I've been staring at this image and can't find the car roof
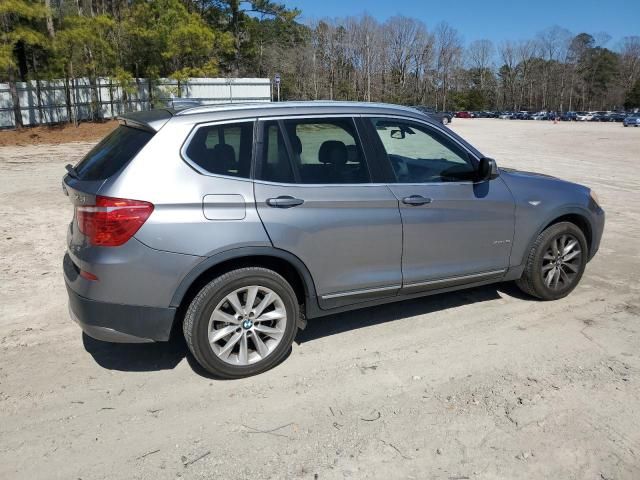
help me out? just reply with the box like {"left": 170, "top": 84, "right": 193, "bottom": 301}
{"left": 173, "top": 101, "right": 428, "bottom": 120}
{"left": 118, "top": 101, "right": 485, "bottom": 158}
{"left": 119, "top": 101, "right": 435, "bottom": 131}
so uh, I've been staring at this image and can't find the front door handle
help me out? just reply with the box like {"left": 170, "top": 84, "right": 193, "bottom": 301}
{"left": 266, "top": 196, "right": 304, "bottom": 208}
{"left": 402, "top": 195, "right": 432, "bottom": 206}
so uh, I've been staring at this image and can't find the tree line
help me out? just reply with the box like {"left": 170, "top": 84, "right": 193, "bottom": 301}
{"left": 2, "top": 1, "right": 640, "bottom": 128}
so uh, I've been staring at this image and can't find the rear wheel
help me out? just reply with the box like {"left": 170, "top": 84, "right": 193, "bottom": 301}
{"left": 442, "top": 117, "right": 450, "bottom": 125}
{"left": 516, "top": 222, "right": 588, "bottom": 300}
{"left": 183, "top": 267, "right": 299, "bottom": 378}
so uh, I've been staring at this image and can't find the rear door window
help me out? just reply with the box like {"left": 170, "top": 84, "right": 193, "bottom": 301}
{"left": 74, "top": 126, "right": 153, "bottom": 181}
{"left": 184, "top": 122, "right": 254, "bottom": 178}
{"left": 257, "top": 118, "right": 370, "bottom": 184}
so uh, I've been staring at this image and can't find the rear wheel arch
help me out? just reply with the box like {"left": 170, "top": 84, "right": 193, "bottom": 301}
{"left": 171, "top": 247, "right": 317, "bottom": 323}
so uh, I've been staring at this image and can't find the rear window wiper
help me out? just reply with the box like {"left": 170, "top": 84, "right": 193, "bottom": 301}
{"left": 65, "top": 164, "right": 80, "bottom": 179}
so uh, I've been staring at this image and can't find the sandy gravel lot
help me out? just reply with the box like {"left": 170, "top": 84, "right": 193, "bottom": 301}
{"left": 1, "top": 119, "right": 639, "bottom": 479}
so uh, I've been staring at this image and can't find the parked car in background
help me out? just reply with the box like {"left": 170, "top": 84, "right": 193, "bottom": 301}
{"left": 623, "top": 115, "right": 640, "bottom": 127}
{"left": 473, "top": 111, "right": 499, "bottom": 118}
{"left": 514, "top": 111, "right": 533, "bottom": 120}
{"left": 411, "top": 106, "right": 454, "bottom": 125}
{"left": 499, "top": 112, "right": 514, "bottom": 119}
{"left": 603, "top": 112, "right": 627, "bottom": 122}
{"left": 62, "top": 101, "right": 604, "bottom": 378}
{"left": 589, "top": 112, "right": 608, "bottom": 122}
{"left": 576, "top": 112, "right": 595, "bottom": 121}
{"left": 560, "top": 112, "right": 577, "bottom": 121}
{"left": 455, "top": 111, "right": 472, "bottom": 118}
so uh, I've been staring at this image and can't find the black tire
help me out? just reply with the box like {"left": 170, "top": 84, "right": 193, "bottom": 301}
{"left": 516, "top": 222, "right": 588, "bottom": 300}
{"left": 442, "top": 117, "right": 449, "bottom": 125}
{"left": 183, "top": 267, "right": 299, "bottom": 378}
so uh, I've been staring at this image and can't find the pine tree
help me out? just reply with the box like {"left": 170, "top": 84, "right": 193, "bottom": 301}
{"left": 0, "top": 0, "right": 48, "bottom": 127}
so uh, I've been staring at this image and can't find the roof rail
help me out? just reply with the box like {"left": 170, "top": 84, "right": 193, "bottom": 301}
{"left": 174, "top": 100, "right": 421, "bottom": 116}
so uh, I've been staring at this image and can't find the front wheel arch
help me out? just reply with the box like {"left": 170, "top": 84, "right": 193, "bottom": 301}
{"left": 540, "top": 213, "right": 592, "bottom": 256}
{"left": 518, "top": 209, "right": 594, "bottom": 270}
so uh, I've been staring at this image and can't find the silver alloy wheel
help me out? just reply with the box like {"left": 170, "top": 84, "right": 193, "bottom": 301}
{"left": 542, "top": 233, "right": 582, "bottom": 290}
{"left": 207, "top": 286, "right": 287, "bottom": 366}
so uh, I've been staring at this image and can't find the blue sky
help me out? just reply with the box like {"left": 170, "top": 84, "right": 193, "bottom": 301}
{"left": 285, "top": 0, "right": 639, "bottom": 47}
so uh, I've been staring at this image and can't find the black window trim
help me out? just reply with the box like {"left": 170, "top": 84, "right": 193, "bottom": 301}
{"left": 254, "top": 115, "right": 376, "bottom": 186}
{"left": 180, "top": 117, "right": 257, "bottom": 181}
{"left": 360, "top": 115, "right": 483, "bottom": 185}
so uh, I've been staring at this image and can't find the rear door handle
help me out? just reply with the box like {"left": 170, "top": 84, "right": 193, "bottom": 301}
{"left": 266, "top": 196, "right": 304, "bottom": 208}
{"left": 402, "top": 195, "right": 432, "bottom": 206}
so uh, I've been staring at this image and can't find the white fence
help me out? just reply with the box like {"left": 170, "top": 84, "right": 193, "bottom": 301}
{"left": 0, "top": 77, "right": 271, "bottom": 128}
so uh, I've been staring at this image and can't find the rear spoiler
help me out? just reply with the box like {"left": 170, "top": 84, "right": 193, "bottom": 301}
{"left": 118, "top": 109, "right": 174, "bottom": 133}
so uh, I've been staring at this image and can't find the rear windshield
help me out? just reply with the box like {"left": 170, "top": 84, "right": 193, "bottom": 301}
{"left": 74, "top": 126, "right": 154, "bottom": 181}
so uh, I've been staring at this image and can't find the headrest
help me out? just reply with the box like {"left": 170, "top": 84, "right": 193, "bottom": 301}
{"left": 212, "top": 143, "right": 236, "bottom": 165}
{"left": 318, "top": 140, "right": 348, "bottom": 166}
{"left": 290, "top": 135, "right": 302, "bottom": 155}
{"left": 345, "top": 144, "right": 359, "bottom": 163}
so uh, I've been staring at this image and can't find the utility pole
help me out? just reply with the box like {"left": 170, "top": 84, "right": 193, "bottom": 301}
{"left": 274, "top": 73, "right": 281, "bottom": 102}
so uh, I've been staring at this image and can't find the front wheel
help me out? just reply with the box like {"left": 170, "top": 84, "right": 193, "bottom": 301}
{"left": 516, "top": 222, "right": 588, "bottom": 300}
{"left": 442, "top": 117, "right": 450, "bottom": 125}
{"left": 183, "top": 267, "right": 299, "bottom": 378}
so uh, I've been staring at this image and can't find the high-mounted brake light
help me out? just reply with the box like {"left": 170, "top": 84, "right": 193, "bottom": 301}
{"left": 77, "top": 195, "right": 154, "bottom": 246}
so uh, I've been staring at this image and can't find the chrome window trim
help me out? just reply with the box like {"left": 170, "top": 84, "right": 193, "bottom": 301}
{"left": 252, "top": 179, "right": 390, "bottom": 188}
{"left": 180, "top": 117, "right": 258, "bottom": 179}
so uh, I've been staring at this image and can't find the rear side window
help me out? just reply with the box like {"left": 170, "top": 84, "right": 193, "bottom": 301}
{"left": 184, "top": 122, "right": 253, "bottom": 178}
{"left": 257, "top": 118, "right": 370, "bottom": 184}
{"left": 75, "top": 126, "right": 153, "bottom": 181}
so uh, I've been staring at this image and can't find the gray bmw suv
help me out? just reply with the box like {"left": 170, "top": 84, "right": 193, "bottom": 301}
{"left": 63, "top": 102, "right": 605, "bottom": 378}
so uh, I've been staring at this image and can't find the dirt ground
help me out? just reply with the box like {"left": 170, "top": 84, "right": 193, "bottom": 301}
{"left": 0, "top": 119, "right": 639, "bottom": 480}
{"left": 0, "top": 120, "right": 118, "bottom": 147}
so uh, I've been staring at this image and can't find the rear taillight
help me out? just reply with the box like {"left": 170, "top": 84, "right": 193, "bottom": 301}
{"left": 77, "top": 195, "right": 154, "bottom": 247}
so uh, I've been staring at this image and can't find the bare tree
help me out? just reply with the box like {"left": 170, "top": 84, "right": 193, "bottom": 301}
{"left": 619, "top": 36, "right": 640, "bottom": 91}
{"left": 466, "top": 39, "right": 494, "bottom": 91}
{"left": 434, "top": 22, "right": 462, "bottom": 111}
{"left": 498, "top": 41, "right": 518, "bottom": 109}
{"left": 383, "top": 16, "right": 426, "bottom": 102}
{"left": 516, "top": 40, "right": 538, "bottom": 110}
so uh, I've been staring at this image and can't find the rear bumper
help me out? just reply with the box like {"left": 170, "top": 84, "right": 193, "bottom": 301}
{"left": 66, "top": 283, "right": 176, "bottom": 343}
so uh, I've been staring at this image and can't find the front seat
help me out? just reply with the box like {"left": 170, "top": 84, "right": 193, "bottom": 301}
{"left": 318, "top": 140, "right": 348, "bottom": 183}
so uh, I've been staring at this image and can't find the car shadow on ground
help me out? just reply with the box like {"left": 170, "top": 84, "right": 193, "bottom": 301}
{"left": 82, "top": 332, "right": 187, "bottom": 372}
{"left": 82, "top": 282, "right": 531, "bottom": 376}
{"left": 296, "top": 283, "right": 510, "bottom": 344}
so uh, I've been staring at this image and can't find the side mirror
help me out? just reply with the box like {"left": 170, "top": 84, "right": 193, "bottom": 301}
{"left": 478, "top": 157, "right": 499, "bottom": 181}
